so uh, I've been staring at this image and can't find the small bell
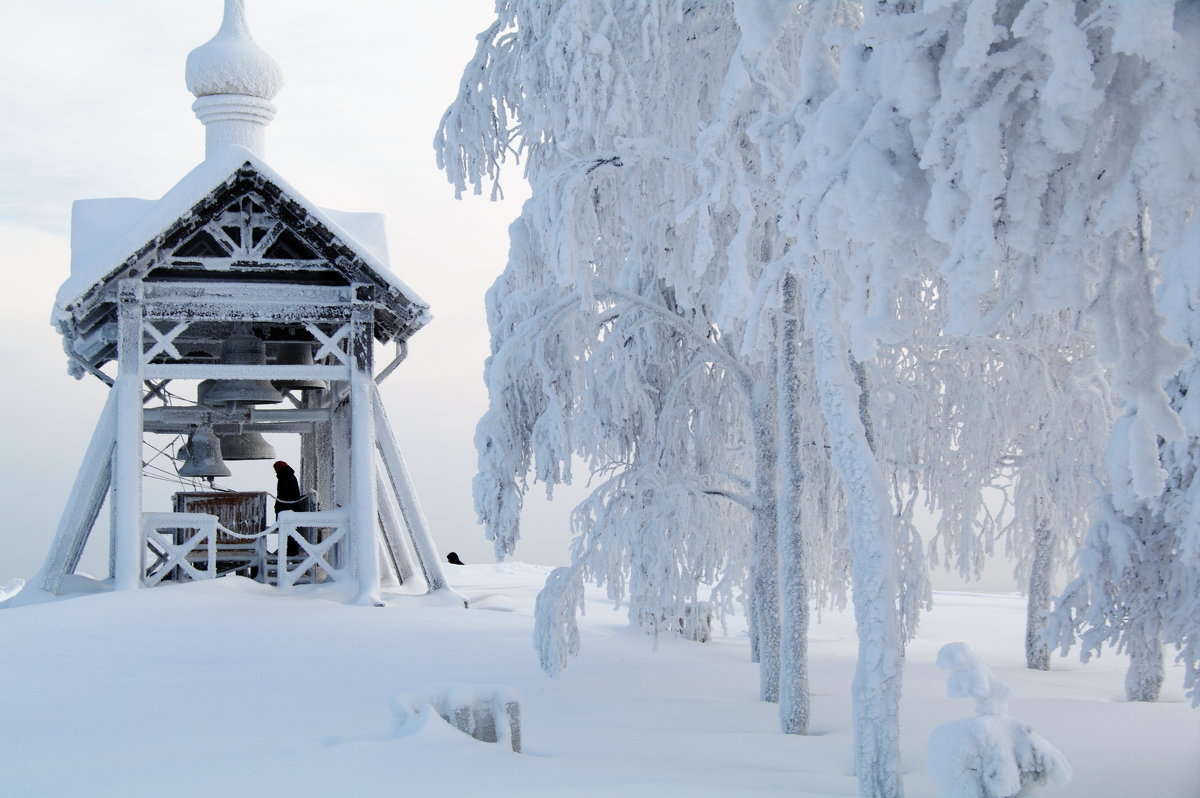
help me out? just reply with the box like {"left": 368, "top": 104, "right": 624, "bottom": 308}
{"left": 179, "top": 426, "right": 231, "bottom": 478}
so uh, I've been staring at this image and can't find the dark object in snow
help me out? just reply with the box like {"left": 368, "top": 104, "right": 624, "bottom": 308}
{"left": 447, "top": 552, "right": 465, "bottom": 565}
{"left": 391, "top": 685, "right": 522, "bottom": 752}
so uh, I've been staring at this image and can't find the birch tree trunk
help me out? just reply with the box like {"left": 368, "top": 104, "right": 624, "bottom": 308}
{"left": 1025, "top": 522, "right": 1055, "bottom": 670}
{"left": 1125, "top": 608, "right": 1165, "bottom": 702}
{"left": 750, "top": 374, "right": 781, "bottom": 704}
{"left": 777, "top": 273, "right": 811, "bottom": 733}
{"left": 808, "top": 271, "right": 904, "bottom": 798}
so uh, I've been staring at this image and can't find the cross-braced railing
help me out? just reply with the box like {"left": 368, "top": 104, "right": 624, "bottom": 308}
{"left": 141, "top": 510, "right": 349, "bottom": 588}
{"left": 142, "top": 512, "right": 263, "bottom": 586}
{"left": 274, "top": 509, "right": 349, "bottom": 588}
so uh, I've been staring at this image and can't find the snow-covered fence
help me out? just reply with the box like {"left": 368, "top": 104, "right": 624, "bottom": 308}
{"left": 390, "top": 685, "right": 522, "bottom": 752}
{"left": 927, "top": 643, "right": 1071, "bottom": 798}
{"left": 273, "top": 509, "right": 350, "bottom": 588}
{"left": 141, "top": 512, "right": 261, "bottom": 586}
{"left": 140, "top": 510, "right": 350, "bottom": 588}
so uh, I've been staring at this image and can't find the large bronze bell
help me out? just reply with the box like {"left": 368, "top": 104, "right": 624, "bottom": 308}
{"left": 272, "top": 341, "right": 326, "bottom": 392}
{"left": 217, "top": 431, "right": 277, "bottom": 460}
{"left": 177, "top": 429, "right": 275, "bottom": 462}
{"left": 203, "top": 330, "right": 284, "bottom": 406}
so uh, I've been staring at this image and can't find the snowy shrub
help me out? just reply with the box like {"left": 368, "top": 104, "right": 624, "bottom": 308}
{"left": 927, "top": 643, "right": 1071, "bottom": 798}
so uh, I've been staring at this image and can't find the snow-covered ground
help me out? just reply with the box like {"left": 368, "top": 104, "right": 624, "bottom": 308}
{"left": 1, "top": 564, "right": 1195, "bottom": 797}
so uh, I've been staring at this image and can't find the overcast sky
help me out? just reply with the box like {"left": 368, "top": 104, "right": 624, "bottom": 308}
{"left": 0, "top": 0, "right": 595, "bottom": 584}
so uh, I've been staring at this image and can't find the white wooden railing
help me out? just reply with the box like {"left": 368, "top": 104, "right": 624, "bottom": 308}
{"left": 141, "top": 509, "right": 349, "bottom": 588}
{"left": 273, "top": 509, "right": 350, "bottom": 588}
{"left": 141, "top": 512, "right": 259, "bottom": 586}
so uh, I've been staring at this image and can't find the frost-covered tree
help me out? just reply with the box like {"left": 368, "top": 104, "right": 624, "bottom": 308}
{"left": 438, "top": 0, "right": 781, "bottom": 693}
{"left": 1006, "top": 1, "right": 1200, "bottom": 703}
{"left": 888, "top": 0, "right": 1196, "bottom": 680}
{"left": 440, "top": 3, "right": 1197, "bottom": 797}
{"left": 877, "top": 0, "right": 1114, "bottom": 671}
{"left": 1050, "top": 223, "right": 1200, "bottom": 704}
{"left": 439, "top": 0, "right": 868, "bottom": 743}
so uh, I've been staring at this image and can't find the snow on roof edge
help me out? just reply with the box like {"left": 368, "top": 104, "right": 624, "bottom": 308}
{"left": 55, "top": 146, "right": 427, "bottom": 322}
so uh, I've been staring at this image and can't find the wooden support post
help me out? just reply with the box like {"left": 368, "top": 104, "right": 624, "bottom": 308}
{"left": 349, "top": 292, "right": 381, "bottom": 605}
{"left": 371, "top": 382, "right": 461, "bottom": 603}
{"left": 376, "top": 471, "right": 417, "bottom": 586}
{"left": 30, "top": 390, "right": 118, "bottom": 594}
{"left": 112, "top": 280, "right": 145, "bottom": 590}
{"left": 303, "top": 387, "right": 335, "bottom": 513}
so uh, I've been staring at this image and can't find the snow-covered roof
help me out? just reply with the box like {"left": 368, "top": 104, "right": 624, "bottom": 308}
{"left": 55, "top": 145, "right": 427, "bottom": 325}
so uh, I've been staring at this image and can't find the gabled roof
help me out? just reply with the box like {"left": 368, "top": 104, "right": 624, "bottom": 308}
{"left": 54, "top": 146, "right": 430, "bottom": 340}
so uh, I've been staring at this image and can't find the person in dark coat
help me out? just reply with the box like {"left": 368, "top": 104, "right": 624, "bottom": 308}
{"left": 273, "top": 461, "right": 303, "bottom": 515}
{"left": 273, "top": 461, "right": 305, "bottom": 557}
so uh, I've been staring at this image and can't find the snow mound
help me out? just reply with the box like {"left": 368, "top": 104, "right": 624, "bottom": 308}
{"left": 0, "top": 578, "right": 24, "bottom": 602}
{"left": 928, "top": 643, "right": 1071, "bottom": 798}
{"left": 390, "top": 684, "right": 522, "bottom": 752}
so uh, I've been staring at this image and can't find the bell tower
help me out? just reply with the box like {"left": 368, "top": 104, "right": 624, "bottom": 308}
{"left": 25, "top": 0, "right": 461, "bottom": 607}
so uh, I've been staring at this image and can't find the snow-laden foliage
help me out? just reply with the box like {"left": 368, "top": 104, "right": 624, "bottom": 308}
{"left": 928, "top": 643, "right": 1072, "bottom": 798}
{"left": 1049, "top": 221, "right": 1200, "bottom": 705}
{"left": 441, "top": 2, "right": 1198, "bottom": 796}
{"left": 533, "top": 565, "right": 583, "bottom": 676}
{"left": 444, "top": 1, "right": 778, "bottom": 668}
{"left": 915, "top": 0, "right": 1197, "bottom": 502}
{"left": 1039, "top": 2, "right": 1200, "bottom": 705}
{"left": 1153, "top": 223, "right": 1200, "bottom": 705}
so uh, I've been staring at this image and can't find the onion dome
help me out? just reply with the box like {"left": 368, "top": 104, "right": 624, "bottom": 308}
{"left": 184, "top": 0, "right": 282, "bottom": 159}
{"left": 185, "top": 0, "right": 283, "bottom": 101}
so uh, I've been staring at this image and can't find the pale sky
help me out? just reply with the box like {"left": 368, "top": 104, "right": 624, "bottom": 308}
{"left": 0, "top": 0, "right": 589, "bottom": 584}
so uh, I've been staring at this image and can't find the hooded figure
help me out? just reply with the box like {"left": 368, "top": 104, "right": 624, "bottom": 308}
{"left": 272, "top": 461, "right": 304, "bottom": 516}
{"left": 273, "top": 460, "right": 306, "bottom": 558}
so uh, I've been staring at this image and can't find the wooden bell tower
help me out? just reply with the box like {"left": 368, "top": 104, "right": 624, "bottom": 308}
{"left": 31, "top": 0, "right": 460, "bottom": 606}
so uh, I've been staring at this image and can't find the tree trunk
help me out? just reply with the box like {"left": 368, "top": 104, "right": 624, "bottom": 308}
{"left": 750, "top": 375, "right": 781, "bottom": 704}
{"left": 1025, "top": 523, "right": 1055, "bottom": 670}
{"left": 1125, "top": 617, "right": 1165, "bottom": 702}
{"left": 808, "top": 272, "right": 904, "bottom": 798}
{"left": 778, "top": 274, "right": 810, "bottom": 733}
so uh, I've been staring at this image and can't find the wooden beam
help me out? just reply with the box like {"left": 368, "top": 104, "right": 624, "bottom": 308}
{"left": 112, "top": 280, "right": 144, "bottom": 590}
{"left": 348, "top": 300, "right": 380, "bottom": 606}
{"left": 144, "top": 406, "right": 332, "bottom": 424}
{"left": 143, "top": 364, "right": 348, "bottom": 380}
{"left": 371, "top": 382, "right": 462, "bottom": 603}
{"left": 34, "top": 390, "right": 118, "bottom": 594}
{"left": 142, "top": 303, "right": 352, "bottom": 324}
